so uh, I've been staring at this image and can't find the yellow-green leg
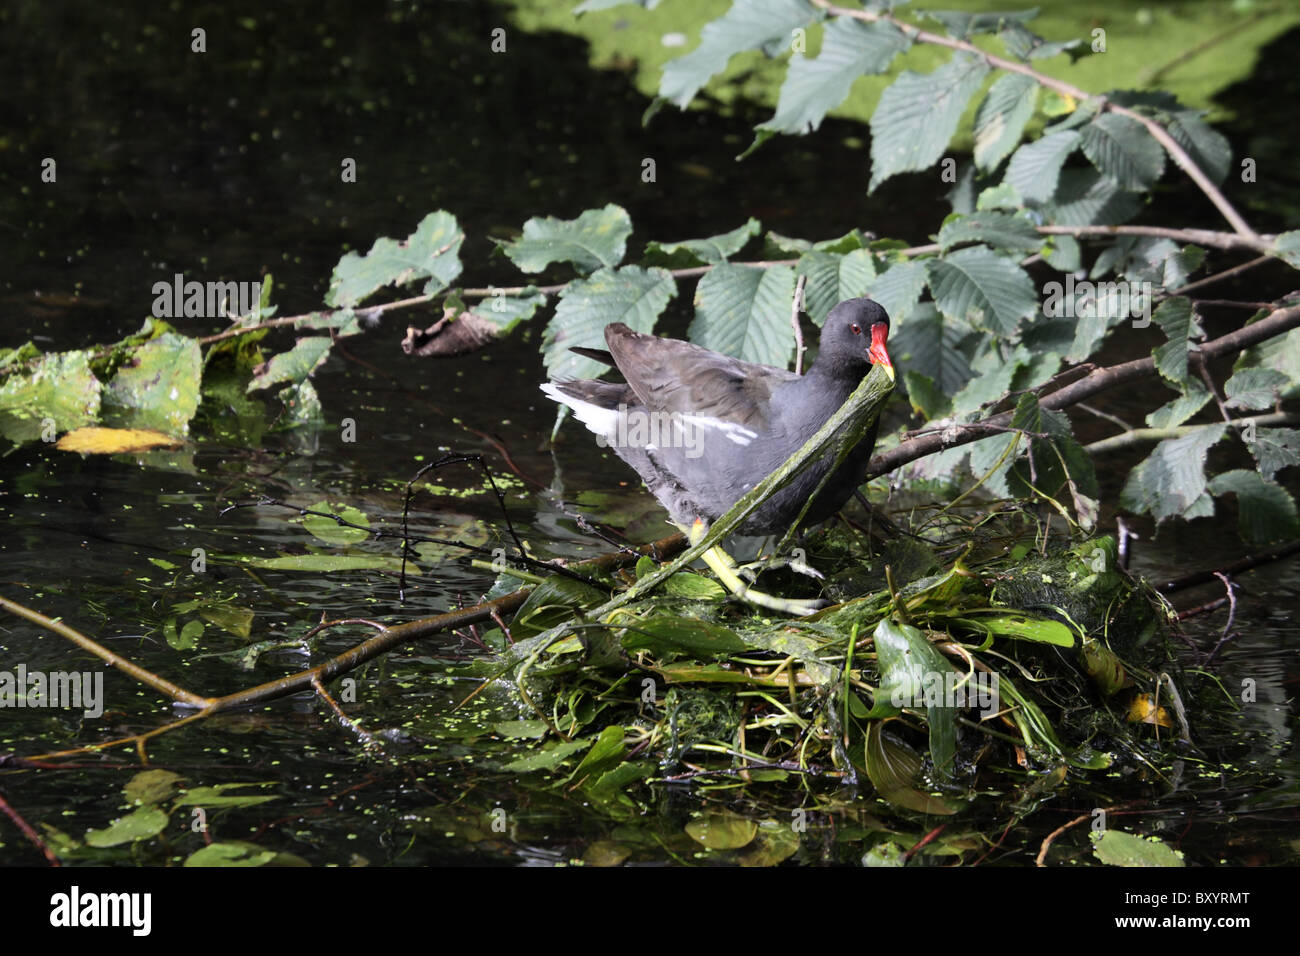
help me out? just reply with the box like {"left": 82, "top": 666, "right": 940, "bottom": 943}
{"left": 683, "top": 520, "right": 827, "bottom": 616}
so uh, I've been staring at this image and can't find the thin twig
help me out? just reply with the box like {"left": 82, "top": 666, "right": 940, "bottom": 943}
{"left": 792, "top": 274, "right": 808, "bottom": 375}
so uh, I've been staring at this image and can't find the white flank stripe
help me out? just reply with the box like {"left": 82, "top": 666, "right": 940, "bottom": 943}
{"left": 540, "top": 382, "right": 619, "bottom": 440}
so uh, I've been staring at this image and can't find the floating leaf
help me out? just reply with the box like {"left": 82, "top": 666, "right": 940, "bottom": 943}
{"left": 85, "top": 807, "right": 170, "bottom": 847}
{"left": 685, "top": 811, "right": 758, "bottom": 850}
{"left": 1091, "top": 830, "right": 1185, "bottom": 867}
{"left": 494, "top": 720, "right": 550, "bottom": 739}
{"left": 174, "top": 783, "right": 280, "bottom": 808}
{"left": 184, "top": 842, "right": 279, "bottom": 867}
{"left": 301, "top": 501, "right": 372, "bottom": 545}
{"left": 56, "top": 427, "right": 182, "bottom": 454}
{"left": 244, "top": 554, "right": 407, "bottom": 572}
{"left": 124, "top": 769, "right": 184, "bottom": 807}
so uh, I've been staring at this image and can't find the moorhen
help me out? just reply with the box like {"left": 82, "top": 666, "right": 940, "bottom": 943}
{"left": 541, "top": 297, "right": 893, "bottom": 614}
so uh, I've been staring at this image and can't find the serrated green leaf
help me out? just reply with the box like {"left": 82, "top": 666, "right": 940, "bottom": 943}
{"left": 102, "top": 333, "right": 202, "bottom": 434}
{"left": 926, "top": 246, "right": 1038, "bottom": 336}
{"left": 689, "top": 263, "right": 796, "bottom": 367}
{"left": 497, "top": 204, "right": 632, "bottom": 275}
{"left": 1272, "top": 231, "right": 1300, "bottom": 269}
{"left": 326, "top": 211, "right": 462, "bottom": 307}
{"left": 902, "top": 370, "right": 950, "bottom": 419}
{"left": 659, "top": 0, "right": 818, "bottom": 108}
{"left": 973, "top": 73, "right": 1038, "bottom": 171}
{"left": 1248, "top": 427, "right": 1300, "bottom": 481}
{"left": 1120, "top": 424, "right": 1228, "bottom": 522}
{"left": 0, "top": 350, "right": 102, "bottom": 444}
{"left": 890, "top": 304, "right": 975, "bottom": 397}
{"left": 938, "top": 211, "right": 1042, "bottom": 253}
{"left": 1080, "top": 113, "right": 1165, "bottom": 190}
{"left": 796, "top": 249, "right": 877, "bottom": 323}
{"left": 1151, "top": 297, "right": 1202, "bottom": 386}
{"left": 977, "top": 182, "right": 1022, "bottom": 211}
{"left": 643, "top": 219, "right": 760, "bottom": 266}
{"left": 863, "top": 259, "right": 928, "bottom": 324}
{"left": 1225, "top": 368, "right": 1290, "bottom": 411}
{"left": 1208, "top": 470, "right": 1300, "bottom": 545}
{"left": 477, "top": 290, "right": 547, "bottom": 332}
{"left": 923, "top": 8, "right": 1037, "bottom": 38}
{"left": 1005, "top": 130, "right": 1080, "bottom": 203}
{"left": 759, "top": 16, "right": 908, "bottom": 136}
{"left": 1044, "top": 169, "right": 1141, "bottom": 226}
{"left": 869, "top": 54, "right": 989, "bottom": 192}
{"left": 247, "top": 336, "right": 331, "bottom": 393}
{"left": 1145, "top": 382, "right": 1209, "bottom": 429}
{"left": 543, "top": 266, "right": 676, "bottom": 380}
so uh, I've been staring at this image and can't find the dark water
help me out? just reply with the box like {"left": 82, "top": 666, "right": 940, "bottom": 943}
{"left": 1, "top": 2, "right": 1297, "bottom": 867}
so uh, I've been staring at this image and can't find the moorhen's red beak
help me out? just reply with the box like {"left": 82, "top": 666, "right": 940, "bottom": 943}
{"left": 868, "top": 322, "right": 894, "bottom": 380}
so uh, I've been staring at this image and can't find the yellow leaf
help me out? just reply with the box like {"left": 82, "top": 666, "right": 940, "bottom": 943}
{"left": 56, "top": 427, "right": 182, "bottom": 454}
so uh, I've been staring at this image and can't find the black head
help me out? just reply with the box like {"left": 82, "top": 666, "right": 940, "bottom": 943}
{"left": 814, "top": 298, "right": 893, "bottom": 381}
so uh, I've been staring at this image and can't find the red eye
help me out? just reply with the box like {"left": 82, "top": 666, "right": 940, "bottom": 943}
{"left": 850, "top": 323, "right": 862, "bottom": 335}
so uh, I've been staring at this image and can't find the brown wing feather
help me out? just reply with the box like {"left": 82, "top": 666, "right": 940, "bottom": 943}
{"left": 602, "top": 323, "right": 795, "bottom": 427}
